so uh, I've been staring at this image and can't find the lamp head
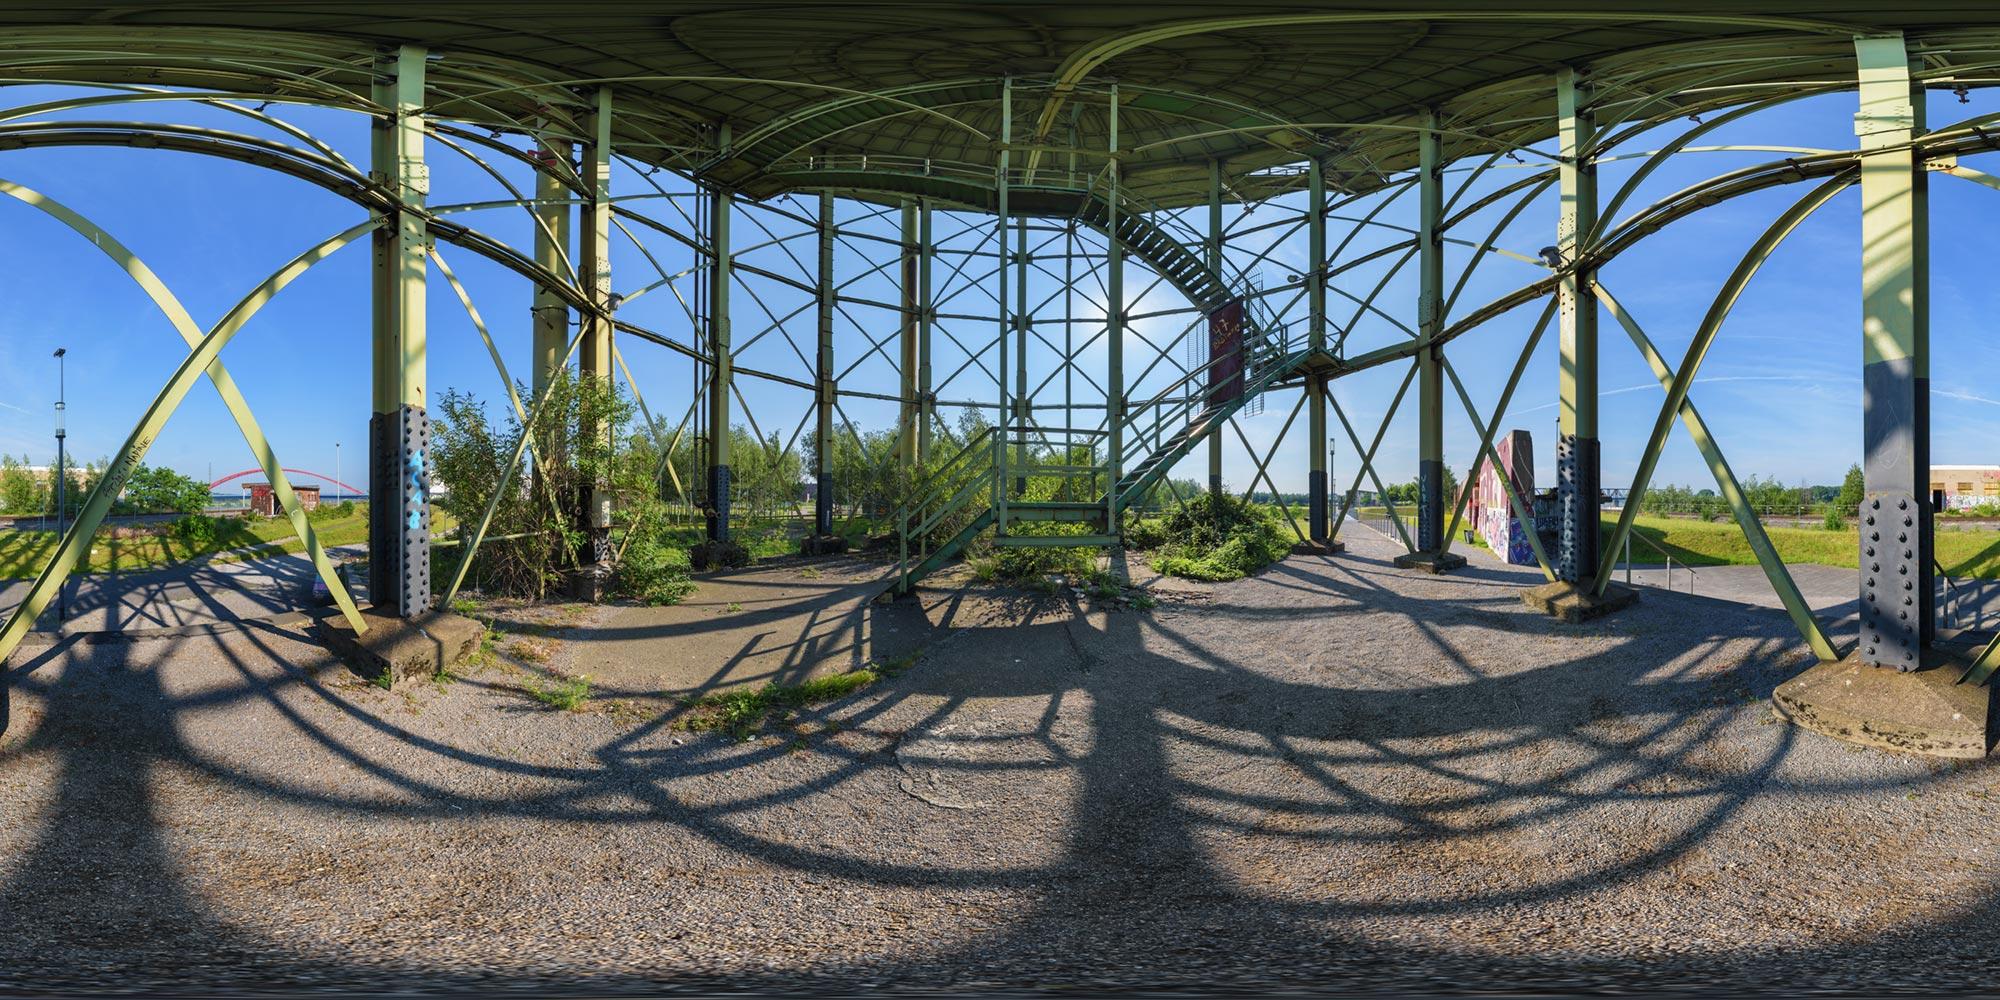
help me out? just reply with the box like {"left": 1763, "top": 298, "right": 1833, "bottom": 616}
{"left": 52, "top": 348, "right": 65, "bottom": 358}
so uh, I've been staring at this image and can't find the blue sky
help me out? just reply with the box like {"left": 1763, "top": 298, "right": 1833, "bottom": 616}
{"left": 1, "top": 84, "right": 1996, "bottom": 500}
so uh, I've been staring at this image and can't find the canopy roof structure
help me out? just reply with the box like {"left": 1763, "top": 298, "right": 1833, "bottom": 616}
{"left": 9, "top": 3, "right": 2000, "bottom": 206}
{"left": 0, "top": 4, "right": 1995, "bottom": 755}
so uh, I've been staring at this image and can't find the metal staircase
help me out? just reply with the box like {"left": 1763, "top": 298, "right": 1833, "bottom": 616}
{"left": 889, "top": 338, "right": 1304, "bottom": 595}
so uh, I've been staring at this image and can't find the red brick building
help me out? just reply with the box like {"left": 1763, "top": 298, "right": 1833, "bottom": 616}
{"left": 245, "top": 483, "right": 318, "bottom": 517}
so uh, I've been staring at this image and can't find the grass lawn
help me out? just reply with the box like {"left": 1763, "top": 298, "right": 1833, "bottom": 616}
{"left": 1343, "top": 508, "right": 2000, "bottom": 580}
{"left": 1617, "top": 514, "right": 2000, "bottom": 578}
{"left": 0, "top": 509, "right": 378, "bottom": 580}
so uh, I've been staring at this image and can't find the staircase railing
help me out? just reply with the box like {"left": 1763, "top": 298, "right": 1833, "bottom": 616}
{"left": 1113, "top": 341, "right": 1308, "bottom": 507}
{"left": 1620, "top": 531, "right": 1697, "bottom": 595}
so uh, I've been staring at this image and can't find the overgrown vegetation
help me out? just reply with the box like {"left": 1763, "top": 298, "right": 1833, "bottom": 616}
{"left": 523, "top": 674, "right": 591, "bottom": 711}
{"left": 679, "top": 652, "right": 920, "bottom": 739}
{"left": 1129, "top": 491, "right": 1291, "bottom": 582}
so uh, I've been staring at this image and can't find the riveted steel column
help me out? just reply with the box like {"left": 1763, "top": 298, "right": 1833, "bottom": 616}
{"left": 368, "top": 44, "right": 431, "bottom": 617}
{"left": 1415, "top": 111, "right": 1446, "bottom": 554}
{"left": 1555, "top": 67, "right": 1601, "bottom": 583}
{"left": 578, "top": 87, "right": 615, "bottom": 565}
{"left": 818, "top": 192, "right": 838, "bottom": 536}
{"left": 708, "top": 167, "right": 734, "bottom": 542}
{"left": 1307, "top": 157, "right": 1329, "bottom": 541}
{"left": 897, "top": 199, "right": 919, "bottom": 469}
{"left": 1855, "top": 33, "right": 1932, "bottom": 669}
{"left": 1106, "top": 84, "right": 1124, "bottom": 526}
{"left": 1206, "top": 159, "right": 1224, "bottom": 495}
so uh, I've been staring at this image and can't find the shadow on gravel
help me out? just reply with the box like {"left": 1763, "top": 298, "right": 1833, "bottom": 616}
{"left": 1, "top": 545, "right": 1995, "bottom": 994}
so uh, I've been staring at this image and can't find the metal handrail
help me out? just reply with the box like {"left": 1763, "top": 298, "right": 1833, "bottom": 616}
{"left": 1622, "top": 531, "right": 1696, "bottom": 595}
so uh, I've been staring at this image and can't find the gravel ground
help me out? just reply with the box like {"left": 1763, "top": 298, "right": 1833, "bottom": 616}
{"left": 1, "top": 524, "right": 1997, "bottom": 996}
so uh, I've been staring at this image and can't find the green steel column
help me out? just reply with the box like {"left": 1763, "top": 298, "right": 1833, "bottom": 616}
{"left": 1106, "top": 84, "right": 1124, "bottom": 526}
{"left": 996, "top": 77, "right": 1012, "bottom": 501}
{"left": 818, "top": 192, "right": 838, "bottom": 537}
{"left": 1014, "top": 214, "right": 1030, "bottom": 495}
{"left": 1015, "top": 214, "right": 1029, "bottom": 427}
{"left": 898, "top": 200, "right": 919, "bottom": 468}
{"left": 1855, "top": 32, "right": 1932, "bottom": 669}
{"left": 708, "top": 172, "right": 734, "bottom": 543}
{"left": 917, "top": 200, "right": 935, "bottom": 465}
{"left": 578, "top": 87, "right": 615, "bottom": 565}
{"left": 1414, "top": 110, "right": 1446, "bottom": 555}
{"left": 530, "top": 136, "right": 572, "bottom": 505}
{"left": 1206, "top": 159, "right": 1224, "bottom": 495}
{"left": 531, "top": 140, "right": 572, "bottom": 401}
{"left": 1555, "top": 67, "right": 1601, "bottom": 583}
{"left": 1307, "top": 156, "right": 1328, "bottom": 541}
{"left": 368, "top": 44, "right": 431, "bottom": 617}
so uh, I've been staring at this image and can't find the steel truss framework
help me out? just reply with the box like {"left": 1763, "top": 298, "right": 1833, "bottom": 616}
{"left": 4, "top": 11, "right": 2000, "bottom": 731}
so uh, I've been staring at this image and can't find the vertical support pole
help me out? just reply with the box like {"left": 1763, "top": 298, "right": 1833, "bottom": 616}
{"left": 1555, "top": 67, "right": 1601, "bottom": 583}
{"left": 1206, "top": 158, "right": 1224, "bottom": 495}
{"left": 1106, "top": 83, "right": 1124, "bottom": 527}
{"left": 818, "top": 192, "right": 838, "bottom": 537}
{"left": 917, "top": 200, "right": 935, "bottom": 466}
{"left": 898, "top": 199, "right": 920, "bottom": 469}
{"left": 530, "top": 136, "right": 572, "bottom": 494}
{"left": 578, "top": 87, "right": 615, "bottom": 566}
{"left": 1855, "top": 33, "right": 1931, "bottom": 669}
{"left": 1414, "top": 109, "right": 1447, "bottom": 556}
{"left": 708, "top": 126, "right": 735, "bottom": 543}
{"left": 368, "top": 44, "right": 431, "bottom": 617}
{"left": 1307, "top": 156, "right": 1328, "bottom": 541}
{"left": 995, "top": 77, "right": 1012, "bottom": 506}
{"left": 1015, "top": 214, "right": 1030, "bottom": 494}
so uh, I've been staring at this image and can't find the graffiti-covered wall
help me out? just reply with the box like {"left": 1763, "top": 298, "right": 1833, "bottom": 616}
{"left": 1470, "top": 430, "right": 1537, "bottom": 565}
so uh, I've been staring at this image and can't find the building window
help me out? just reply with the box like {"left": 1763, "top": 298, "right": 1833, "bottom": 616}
{"left": 1961, "top": 482, "right": 1975, "bottom": 495}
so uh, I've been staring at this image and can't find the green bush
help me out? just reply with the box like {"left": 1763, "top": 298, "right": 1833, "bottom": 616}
{"left": 169, "top": 514, "right": 219, "bottom": 546}
{"left": 1146, "top": 492, "right": 1291, "bottom": 582}
{"left": 1122, "top": 515, "right": 1169, "bottom": 551}
{"left": 617, "top": 535, "right": 696, "bottom": 605}
{"left": 309, "top": 499, "right": 357, "bottom": 522}
{"left": 1821, "top": 506, "right": 1846, "bottom": 531}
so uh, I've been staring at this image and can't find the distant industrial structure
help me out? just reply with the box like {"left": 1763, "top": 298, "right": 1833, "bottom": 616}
{"left": 1931, "top": 466, "right": 2000, "bottom": 509}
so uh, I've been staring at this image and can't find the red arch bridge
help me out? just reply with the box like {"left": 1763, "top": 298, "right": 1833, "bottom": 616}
{"left": 209, "top": 469, "right": 365, "bottom": 497}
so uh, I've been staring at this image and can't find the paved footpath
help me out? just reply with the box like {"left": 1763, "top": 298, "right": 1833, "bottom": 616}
{"left": 0, "top": 543, "right": 365, "bottom": 633}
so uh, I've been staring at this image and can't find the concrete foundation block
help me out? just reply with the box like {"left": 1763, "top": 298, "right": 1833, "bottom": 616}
{"left": 1772, "top": 651, "right": 1991, "bottom": 759}
{"left": 569, "top": 564, "right": 613, "bottom": 602}
{"left": 316, "top": 608, "right": 483, "bottom": 685}
{"left": 1393, "top": 550, "right": 1467, "bottom": 574}
{"left": 1520, "top": 580, "right": 1640, "bottom": 622}
{"left": 800, "top": 534, "right": 851, "bottom": 556}
{"left": 1291, "top": 539, "right": 1346, "bottom": 556}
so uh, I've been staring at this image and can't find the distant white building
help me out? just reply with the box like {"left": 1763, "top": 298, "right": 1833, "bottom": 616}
{"left": 1932, "top": 465, "right": 2000, "bottom": 510}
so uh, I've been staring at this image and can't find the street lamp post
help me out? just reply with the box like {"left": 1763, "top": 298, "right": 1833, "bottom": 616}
{"left": 335, "top": 442, "right": 341, "bottom": 504}
{"left": 52, "top": 347, "right": 66, "bottom": 623}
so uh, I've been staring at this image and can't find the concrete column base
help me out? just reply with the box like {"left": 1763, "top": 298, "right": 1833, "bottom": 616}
{"left": 1292, "top": 539, "right": 1345, "bottom": 556}
{"left": 317, "top": 608, "right": 483, "bottom": 685}
{"left": 569, "top": 564, "right": 614, "bottom": 602}
{"left": 1772, "top": 647, "right": 1991, "bottom": 759}
{"left": 1519, "top": 580, "right": 1639, "bottom": 622}
{"left": 1392, "top": 550, "right": 1466, "bottom": 574}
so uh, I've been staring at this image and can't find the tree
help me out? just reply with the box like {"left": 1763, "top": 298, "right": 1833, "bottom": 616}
{"left": 122, "top": 464, "right": 212, "bottom": 514}
{"left": 0, "top": 454, "right": 41, "bottom": 514}
{"left": 1837, "top": 462, "right": 1865, "bottom": 512}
